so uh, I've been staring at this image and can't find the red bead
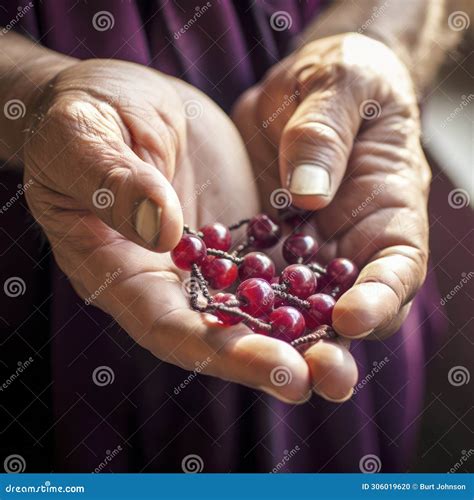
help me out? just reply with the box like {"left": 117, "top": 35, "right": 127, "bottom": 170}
{"left": 269, "top": 306, "right": 306, "bottom": 342}
{"left": 327, "top": 258, "right": 358, "bottom": 291}
{"left": 171, "top": 234, "right": 207, "bottom": 271}
{"left": 247, "top": 214, "right": 281, "bottom": 249}
{"left": 303, "top": 294, "right": 336, "bottom": 329}
{"left": 212, "top": 293, "right": 242, "bottom": 326}
{"left": 236, "top": 278, "right": 274, "bottom": 316}
{"left": 199, "top": 222, "right": 232, "bottom": 252}
{"left": 280, "top": 264, "right": 317, "bottom": 299}
{"left": 239, "top": 252, "right": 275, "bottom": 282}
{"left": 201, "top": 256, "right": 238, "bottom": 290}
{"left": 282, "top": 233, "right": 319, "bottom": 264}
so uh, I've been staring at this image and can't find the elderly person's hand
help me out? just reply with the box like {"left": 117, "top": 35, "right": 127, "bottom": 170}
{"left": 21, "top": 57, "right": 338, "bottom": 404}
{"left": 234, "top": 34, "right": 430, "bottom": 351}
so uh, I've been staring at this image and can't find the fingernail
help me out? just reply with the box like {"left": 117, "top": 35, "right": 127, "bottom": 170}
{"left": 135, "top": 199, "right": 162, "bottom": 247}
{"left": 313, "top": 387, "right": 354, "bottom": 403}
{"left": 289, "top": 164, "right": 330, "bottom": 196}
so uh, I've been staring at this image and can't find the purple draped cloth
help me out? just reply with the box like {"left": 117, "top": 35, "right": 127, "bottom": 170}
{"left": 0, "top": 0, "right": 447, "bottom": 472}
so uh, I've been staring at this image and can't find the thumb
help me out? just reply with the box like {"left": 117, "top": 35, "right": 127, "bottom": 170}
{"left": 280, "top": 85, "right": 362, "bottom": 210}
{"left": 83, "top": 146, "right": 184, "bottom": 253}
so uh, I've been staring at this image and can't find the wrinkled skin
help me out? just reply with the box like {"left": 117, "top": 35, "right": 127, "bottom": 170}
{"left": 233, "top": 34, "right": 430, "bottom": 396}
{"left": 23, "top": 59, "right": 345, "bottom": 405}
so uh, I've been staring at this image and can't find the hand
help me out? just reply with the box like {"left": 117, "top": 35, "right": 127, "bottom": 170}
{"left": 23, "top": 59, "right": 343, "bottom": 404}
{"left": 234, "top": 35, "right": 429, "bottom": 349}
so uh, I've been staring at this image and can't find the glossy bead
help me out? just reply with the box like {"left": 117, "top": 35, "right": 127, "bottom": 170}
{"left": 303, "top": 293, "right": 336, "bottom": 329}
{"left": 269, "top": 306, "right": 306, "bottom": 342}
{"left": 239, "top": 252, "right": 275, "bottom": 282}
{"left": 199, "top": 222, "right": 232, "bottom": 252}
{"left": 236, "top": 278, "right": 274, "bottom": 316}
{"left": 327, "top": 258, "right": 358, "bottom": 290}
{"left": 280, "top": 264, "right": 317, "bottom": 299}
{"left": 282, "top": 233, "right": 319, "bottom": 264}
{"left": 212, "top": 293, "right": 242, "bottom": 326}
{"left": 247, "top": 214, "right": 281, "bottom": 249}
{"left": 171, "top": 234, "right": 207, "bottom": 270}
{"left": 201, "top": 256, "right": 238, "bottom": 290}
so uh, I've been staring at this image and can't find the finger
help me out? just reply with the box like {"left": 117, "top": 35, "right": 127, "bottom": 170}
{"left": 279, "top": 78, "right": 361, "bottom": 211}
{"left": 332, "top": 246, "right": 428, "bottom": 339}
{"left": 303, "top": 339, "right": 358, "bottom": 403}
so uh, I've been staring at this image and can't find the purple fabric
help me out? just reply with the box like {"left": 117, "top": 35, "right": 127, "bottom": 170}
{"left": 0, "top": 0, "right": 447, "bottom": 472}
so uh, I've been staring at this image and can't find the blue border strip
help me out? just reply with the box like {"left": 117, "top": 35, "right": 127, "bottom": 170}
{"left": 0, "top": 473, "right": 472, "bottom": 499}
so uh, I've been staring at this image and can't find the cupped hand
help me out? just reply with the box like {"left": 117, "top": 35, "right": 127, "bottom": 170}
{"left": 22, "top": 59, "right": 351, "bottom": 404}
{"left": 233, "top": 33, "right": 430, "bottom": 376}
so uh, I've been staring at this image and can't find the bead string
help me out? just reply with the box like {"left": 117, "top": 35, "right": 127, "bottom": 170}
{"left": 290, "top": 325, "right": 337, "bottom": 348}
{"left": 207, "top": 248, "right": 243, "bottom": 264}
{"left": 228, "top": 218, "right": 250, "bottom": 231}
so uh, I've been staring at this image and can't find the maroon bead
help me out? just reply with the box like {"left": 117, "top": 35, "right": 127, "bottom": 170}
{"left": 282, "top": 233, "right": 319, "bottom": 264}
{"left": 280, "top": 264, "right": 317, "bottom": 299}
{"left": 171, "top": 234, "right": 207, "bottom": 271}
{"left": 327, "top": 258, "right": 358, "bottom": 291}
{"left": 247, "top": 214, "right": 281, "bottom": 249}
{"left": 236, "top": 278, "right": 275, "bottom": 316}
{"left": 199, "top": 222, "right": 232, "bottom": 252}
{"left": 212, "top": 293, "right": 242, "bottom": 326}
{"left": 239, "top": 252, "right": 275, "bottom": 282}
{"left": 201, "top": 256, "right": 238, "bottom": 290}
{"left": 303, "top": 293, "right": 336, "bottom": 329}
{"left": 269, "top": 306, "right": 306, "bottom": 342}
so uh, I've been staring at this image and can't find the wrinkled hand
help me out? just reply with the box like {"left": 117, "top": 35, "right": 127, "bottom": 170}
{"left": 23, "top": 59, "right": 349, "bottom": 405}
{"left": 233, "top": 33, "right": 430, "bottom": 393}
